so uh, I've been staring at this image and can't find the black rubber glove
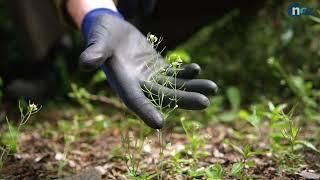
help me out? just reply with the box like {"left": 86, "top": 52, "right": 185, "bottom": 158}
{"left": 80, "top": 14, "right": 218, "bottom": 129}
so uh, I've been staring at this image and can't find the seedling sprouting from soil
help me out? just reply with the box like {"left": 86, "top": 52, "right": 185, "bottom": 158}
{"left": 0, "top": 101, "right": 40, "bottom": 170}
{"left": 120, "top": 129, "right": 147, "bottom": 178}
{"left": 181, "top": 117, "right": 206, "bottom": 163}
{"left": 224, "top": 140, "right": 262, "bottom": 179}
{"left": 1, "top": 101, "right": 40, "bottom": 153}
{"left": 265, "top": 102, "right": 320, "bottom": 174}
{"left": 56, "top": 115, "right": 84, "bottom": 177}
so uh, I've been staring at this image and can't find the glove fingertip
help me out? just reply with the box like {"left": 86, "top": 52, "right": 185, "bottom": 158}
{"left": 79, "top": 51, "right": 105, "bottom": 71}
{"left": 206, "top": 80, "right": 218, "bottom": 95}
{"left": 189, "top": 63, "right": 201, "bottom": 74}
{"left": 151, "top": 113, "right": 164, "bottom": 129}
{"left": 143, "top": 110, "right": 164, "bottom": 129}
{"left": 195, "top": 94, "right": 210, "bottom": 109}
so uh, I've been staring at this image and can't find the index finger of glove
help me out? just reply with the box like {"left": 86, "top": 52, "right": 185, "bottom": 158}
{"left": 156, "top": 76, "right": 218, "bottom": 96}
{"left": 79, "top": 41, "right": 111, "bottom": 71}
{"left": 165, "top": 63, "right": 201, "bottom": 79}
{"left": 120, "top": 85, "right": 164, "bottom": 129}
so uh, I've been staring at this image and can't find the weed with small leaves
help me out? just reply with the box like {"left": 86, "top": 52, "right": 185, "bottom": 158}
{"left": 118, "top": 119, "right": 154, "bottom": 178}
{"left": 144, "top": 33, "right": 183, "bottom": 179}
{"left": 56, "top": 115, "right": 82, "bottom": 177}
{"left": 224, "top": 140, "right": 262, "bottom": 179}
{"left": 205, "top": 164, "right": 224, "bottom": 180}
{"left": 265, "top": 102, "right": 320, "bottom": 174}
{"left": 267, "top": 57, "right": 319, "bottom": 119}
{"left": 0, "top": 101, "right": 40, "bottom": 171}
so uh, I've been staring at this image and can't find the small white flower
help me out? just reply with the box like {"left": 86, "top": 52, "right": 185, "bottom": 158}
{"left": 143, "top": 144, "right": 152, "bottom": 153}
{"left": 94, "top": 114, "right": 105, "bottom": 121}
{"left": 29, "top": 103, "right": 38, "bottom": 111}
{"left": 149, "top": 35, "right": 157, "bottom": 43}
{"left": 55, "top": 153, "right": 65, "bottom": 161}
{"left": 267, "top": 57, "right": 275, "bottom": 65}
{"left": 147, "top": 33, "right": 158, "bottom": 44}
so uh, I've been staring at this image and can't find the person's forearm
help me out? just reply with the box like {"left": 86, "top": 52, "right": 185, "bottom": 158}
{"left": 66, "top": 0, "right": 117, "bottom": 30}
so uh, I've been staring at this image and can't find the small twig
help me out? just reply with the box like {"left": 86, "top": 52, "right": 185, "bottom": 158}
{"left": 89, "top": 94, "right": 127, "bottom": 111}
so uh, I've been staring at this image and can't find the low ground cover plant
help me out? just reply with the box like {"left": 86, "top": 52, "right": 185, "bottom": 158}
{"left": 1, "top": 2, "right": 320, "bottom": 178}
{"left": 0, "top": 101, "right": 40, "bottom": 170}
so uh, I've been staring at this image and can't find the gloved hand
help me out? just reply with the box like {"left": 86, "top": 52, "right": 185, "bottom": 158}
{"left": 80, "top": 9, "right": 218, "bottom": 129}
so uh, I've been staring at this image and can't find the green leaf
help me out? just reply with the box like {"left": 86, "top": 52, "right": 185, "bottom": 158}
{"left": 310, "top": 15, "right": 320, "bottom": 24}
{"left": 276, "top": 105, "right": 288, "bottom": 113}
{"left": 188, "top": 168, "right": 206, "bottom": 178}
{"left": 281, "top": 129, "right": 290, "bottom": 140}
{"left": 246, "top": 108, "right": 261, "bottom": 128}
{"left": 268, "top": 102, "right": 275, "bottom": 111}
{"left": 218, "top": 111, "right": 238, "bottom": 122}
{"left": 1, "top": 132, "right": 18, "bottom": 153}
{"left": 296, "top": 140, "right": 320, "bottom": 153}
{"left": 291, "top": 127, "right": 300, "bottom": 139}
{"left": 244, "top": 144, "right": 251, "bottom": 156}
{"left": 206, "top": 164, "right": 223, "bottom": 180}
{"left": 205, "top": 96, "right": 224, "bottom": 117}
{"left": 238, "top": 110, "right": 249, "bottom": 120}
{"left": 226, "top": 87, "right": 241, "bottom": 111}
{"left": 248, "top": 150, "right": 265, "bottom": 157}
{"left": 224, "top": 140, "right": 244, "bottom": 156}
{"left": 91, "top": 70, "right": 106, "bottom": 84}
{"left": 231, "top": 162, "right": 244, "bottom": 176}
{"left": 166, "top": 49, "right": 191, "bottom": 63}
{"left": 245, "top": 161, "right": 256, "bottom": 168}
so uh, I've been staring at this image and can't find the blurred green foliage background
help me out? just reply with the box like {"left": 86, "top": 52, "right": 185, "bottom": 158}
{"left": 0, "top": 0, "right": 319, "bottom": 109}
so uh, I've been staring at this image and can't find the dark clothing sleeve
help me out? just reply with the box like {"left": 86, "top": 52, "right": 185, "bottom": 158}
{"left": 53, "top": 0, "right": 158, "bottom": 24}
{"left": 117, "top": 0, "right": 157, "bottom": 18}
{"left": 8, "top": 0, "right": 157, "bottom": 60}
{"left": 8, "top": 0, "right": 63, "bottom": 60}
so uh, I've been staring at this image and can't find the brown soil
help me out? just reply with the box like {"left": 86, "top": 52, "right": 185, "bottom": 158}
{"left": 0, "top": 107, "right": 319, "bottom": 180}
